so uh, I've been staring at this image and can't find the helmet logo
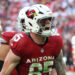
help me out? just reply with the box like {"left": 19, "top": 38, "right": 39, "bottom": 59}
{"left": 26, "top": 9, "right": 37, "bottom": 19}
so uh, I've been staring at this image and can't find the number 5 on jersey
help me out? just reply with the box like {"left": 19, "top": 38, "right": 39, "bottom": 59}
{"left": 12, "top": 34, "right": 23, "bottom": 42}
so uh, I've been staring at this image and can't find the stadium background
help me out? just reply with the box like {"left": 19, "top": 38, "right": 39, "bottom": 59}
{"left": 0, "top": 0, "right": 75, "bottom": 75}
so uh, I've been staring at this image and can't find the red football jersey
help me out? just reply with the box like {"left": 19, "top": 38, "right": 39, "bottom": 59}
{"left": 0, "top": 31, "right": 18, "bottom": 75}
{"left": 1, "top": 31, "right": 17, "bottom": 44}
{"left": 10, "top": 32, "right": 63, "bottom": 75}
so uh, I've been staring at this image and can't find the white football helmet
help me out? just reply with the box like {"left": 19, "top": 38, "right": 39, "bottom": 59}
{"left": 17, "top": 6, "right": 30, "bottom": 32}
{"left": 17, "top": 4, "right": 55, "bottom": 36}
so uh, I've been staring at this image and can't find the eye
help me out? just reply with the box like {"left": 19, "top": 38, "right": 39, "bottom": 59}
{"left": 39, "top": 19, "right": 45, "bottom": 23}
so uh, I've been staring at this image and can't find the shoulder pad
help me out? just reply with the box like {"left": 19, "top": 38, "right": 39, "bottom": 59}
{"left": 2, "top": 31, "right": 17, "bottom": 38}
{"left": 1, "top": 31, "right": 17, "bottom": 43}
{"left": 10, "top": 33, "right": 26, "bottom": 51}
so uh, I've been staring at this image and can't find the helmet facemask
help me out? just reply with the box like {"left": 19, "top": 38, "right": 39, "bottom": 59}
{"left": 37, "top": 17, "right": 54, "bottom": 33}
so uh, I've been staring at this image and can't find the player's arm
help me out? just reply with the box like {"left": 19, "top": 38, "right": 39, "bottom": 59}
{"left": 0, "top": 33, "right": 12, "bottom": 61}
{"left": 0, "top": 50, "right": 21, "bottom": 75}
{"left": 55, "top": 50, "right": 66, "bottom": 75}
{"left": 0, "top": 44, "right": 10, "bottom": 72}
{"left": 0, "top": 33, "right": 10, "bottom": 72}
{"left": 0, "top": 44, "right": 10, "bottom": 60}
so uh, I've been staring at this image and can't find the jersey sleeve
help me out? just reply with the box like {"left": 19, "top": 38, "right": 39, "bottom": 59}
{"left": 54, "top": 36, "right": 64, "bottom": 57}
{"left": 9, "top": 33, "right": 26, "bottom": 58}
{"left": 1, "top": 31, "right": 17, "bottom": 44}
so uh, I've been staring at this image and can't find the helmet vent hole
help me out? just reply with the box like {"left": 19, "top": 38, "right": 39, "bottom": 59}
{"left": 40, "top": 6, "right": 42, "bottom": 8}
{"left": 47, "top": 11, "right": 50, "bottom": 12}
{"left": 20, "top": 19, "right": 25, "bottom": 23}
{"left": 22, "top": 29, "right": 24, "bottom": 31}
{"left": 29, "top": 22, "right": 32, "bottom": 26}
{"left": 34, "top": 18, "right": 36, "bottom": 20}
{"left": 23, "top": 26, "right": 26, "bottom": 29}
{"left": 39, "top": 12, "right": 43, "bottom": 14}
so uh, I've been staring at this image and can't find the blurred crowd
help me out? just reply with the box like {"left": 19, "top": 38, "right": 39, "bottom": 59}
{"left": 0, "top": 0, "right": 75, "bottom": 72}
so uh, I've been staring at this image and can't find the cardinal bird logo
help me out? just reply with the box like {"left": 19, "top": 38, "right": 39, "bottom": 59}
{"left": 26, "top": 9, "right": 37, "bottom": 19}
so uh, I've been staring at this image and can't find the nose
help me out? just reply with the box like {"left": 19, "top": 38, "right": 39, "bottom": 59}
{"left": 41, "top": 19, "right": 50, "bottom": 27}
{"left": 45, "top": 19, "right": 50, "bottom": 24}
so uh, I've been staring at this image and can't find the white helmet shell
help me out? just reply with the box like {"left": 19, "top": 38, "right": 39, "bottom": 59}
{"left": 17, "top": 4, "right": 55, "bottom": 36}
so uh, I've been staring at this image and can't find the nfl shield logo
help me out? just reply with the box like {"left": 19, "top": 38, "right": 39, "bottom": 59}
{"left": 41, "top": 48, "right": 44, "bottom": 53}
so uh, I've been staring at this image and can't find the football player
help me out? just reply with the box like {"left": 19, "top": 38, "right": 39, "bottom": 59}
{"left": 1, "top": 4, "right": 66, "bottom": 75}
{"left": 0, "top": 7, "right": 56, "bottom": 75}
{"left": 0, "top": 6, "right": 30, "bottom": 73}
{"left": 0, "top": 21, "right": 18, "bottom": 75}
{"left": 0, "top": 31, "right": 17, "bottom": 75}
{"left": 0, "top": 7, "right": 30, "bottom": 75}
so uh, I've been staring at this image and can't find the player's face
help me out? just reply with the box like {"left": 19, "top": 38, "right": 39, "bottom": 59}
{"left": 38, "top": 18, "right": 52, "bottom": 31}
{"left": 39, "top": 19, "right": 50, "bottom": 26}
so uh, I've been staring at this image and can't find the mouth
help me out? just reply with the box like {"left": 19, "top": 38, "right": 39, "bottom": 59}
{"left": 45, "top": 27, "right": 50, "bottom": 30}
{"left": 42, "top": 26, "right": 50, "bottom": 31}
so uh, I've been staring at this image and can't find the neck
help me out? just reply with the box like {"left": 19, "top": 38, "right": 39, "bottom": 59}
{"left": 30, "top": 32, "right": 47, "bottom": 45}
